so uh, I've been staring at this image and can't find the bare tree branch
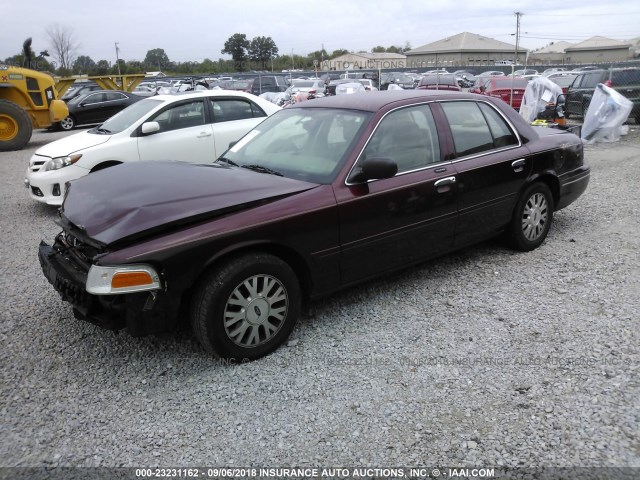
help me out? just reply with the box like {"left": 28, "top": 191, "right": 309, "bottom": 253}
{"left": 46, "top": 23, "right": 79, "bottom": 71}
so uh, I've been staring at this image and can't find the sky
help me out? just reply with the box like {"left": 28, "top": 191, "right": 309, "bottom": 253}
{"left": 1, "top": 0, "right": 639, "bottom": 67}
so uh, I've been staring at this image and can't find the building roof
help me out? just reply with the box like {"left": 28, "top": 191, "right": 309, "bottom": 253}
{"left": 531, "top": 41, "right": 574, "bottom": 54}
{"left": 341, "top": 52, "right": 406, "bottom": 60}
{"left": 565, "top": 36, "right": 631, "bottom": 51}
{"left": 406, "top": 32, "right": 526, "bottom": 55}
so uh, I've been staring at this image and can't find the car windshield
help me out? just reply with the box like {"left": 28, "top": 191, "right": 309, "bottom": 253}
{"left": 93, "top": 98, "right": 163, "bottom": 134}
{"left": 220, "top": 108, "right": 371, "bottom": 184}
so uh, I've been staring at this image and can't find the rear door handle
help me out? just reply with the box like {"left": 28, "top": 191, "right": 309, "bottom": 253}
{"left": 512, "top": 159, "right": 526, "bottom": 172}
{"left": 197, "top": 132, "right": 212, "bottom": 138}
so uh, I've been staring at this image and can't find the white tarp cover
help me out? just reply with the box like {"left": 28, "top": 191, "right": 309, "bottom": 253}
{"left": 336, "top": 82, "right": 366, "bottom": 95}
{"left": 519, "top": 76, "right": 564, "bottom": 123}
{"left": 581, "top": 84, "right": 633, "bottom": 144}
{"left": 259, "top": 92, "right": 287, "bottom": 105}
{"left": 386, "top": 83, "right": 404, "bottom": 91}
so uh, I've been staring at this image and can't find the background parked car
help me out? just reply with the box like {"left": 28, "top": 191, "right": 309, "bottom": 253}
{"left": 56, "top": 90, "right": 143, "bottom": 131}
{"left": 416, "top": 74, "right": 462, "bottom": 91}
{"left": 565, "top": 68, "right": 640, "bottom": 122}
{"left": 547, "top": 72, "right": 579, "bottom": 94}
{"left": 60, "top": 82, "right": 102, "bottom": 102}
{"left": 132, "top": 84, "right": 159, "bottom": 97}
{"left": 356, "top": 78, "right": 378, "bottom": 91}
{"left": 290, "top": 79, "right": 327, "bottom": 97}
{"left": 472, "top": 77, "right": 529, "bottom": 109}
{"left": 226, "top": 79, "right": 254, "bottom": 93}
{"left": 26, "top": 91, "right": 280, "bottom": 205}
{"left": 251, "top": 75, "right": 289, "bottom": 95}
{"left": 479, "top": 70, "right": 505, "bottom": 77}
{"left": 379, "top": 72, "right": 415, "bottom": 90}
{"left": 513, "top": 69, "right": 539, "bottom": 76}
{"left": 326, "top": 79, "right": 357, "bottom": 95}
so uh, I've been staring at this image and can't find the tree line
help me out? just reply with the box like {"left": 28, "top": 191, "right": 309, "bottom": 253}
{"left": 2, "top": 26, "right": 411, "bottom": 76}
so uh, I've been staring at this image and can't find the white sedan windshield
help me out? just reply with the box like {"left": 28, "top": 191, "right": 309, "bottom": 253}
{"left": 94, "top": 98, "right": 163, "bottom": 134}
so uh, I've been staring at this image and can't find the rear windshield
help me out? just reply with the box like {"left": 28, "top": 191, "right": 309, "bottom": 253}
{"left": 421, "top": 75, "right": 457, "bottom": 85}
{"left": 610, "top": 70, "right": 640, "bottom": 85}
{"left": 493, "top": 79, "right": 528, "bottom": 88}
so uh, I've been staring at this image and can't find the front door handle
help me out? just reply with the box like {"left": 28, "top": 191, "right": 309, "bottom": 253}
{"left": 434, "top": 176, "right": 456, "bottom": 188}
{"left": 512, "top": 159, "right": 526, "bottom": 172}
{"left": 434, "top": 176, "right": 456, "bottom": 193}
{"left": 197, "top": 132, "right": 212, "bottom": 138}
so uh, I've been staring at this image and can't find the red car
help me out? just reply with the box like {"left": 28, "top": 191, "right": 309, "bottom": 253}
{"left": 39, "top": 91, "right": 590, "bottom": 361}
{"left": 471, "top": 77, "right": 529, "bottom": 109}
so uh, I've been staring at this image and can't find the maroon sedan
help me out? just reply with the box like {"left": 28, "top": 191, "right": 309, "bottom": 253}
{"left": 39, "top": 91, "right": 590, "bottom": 361}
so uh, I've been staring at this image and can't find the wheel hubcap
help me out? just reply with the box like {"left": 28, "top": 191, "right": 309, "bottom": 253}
{"left": 224, "top": 274, "right": 288, "bottom": 348}
{"left": 0, "top": 114, "right": 18, "bottom": 141}
{"left": 60, "top": 117, "right": 74, "bottom": 130}
{"left": 521, "top": 193, "right": 548, "bottom": 241}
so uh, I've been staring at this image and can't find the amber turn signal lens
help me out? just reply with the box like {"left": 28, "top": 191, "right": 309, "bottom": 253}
{"left": 112, "top": 271, "right": 154, "bottom": 289}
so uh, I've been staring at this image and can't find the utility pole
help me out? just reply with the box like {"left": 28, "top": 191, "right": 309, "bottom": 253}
{"left": 511, "top": 12, "right": 523, "bottom": 108}
{"left": 514, "top": 12, "right": 522, "bottom": 65}
{"left": 115, "top": 42, "right": 121, "bottom": 76}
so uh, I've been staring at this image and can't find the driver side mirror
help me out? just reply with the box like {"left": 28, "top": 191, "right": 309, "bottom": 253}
{"left": 141, "top": 121, "right": 161, "bottom": 135}
{"left": 348, "top": 158, "right": 398, "bottom": 184}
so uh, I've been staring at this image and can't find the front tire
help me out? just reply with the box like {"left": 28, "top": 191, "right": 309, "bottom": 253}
{"left": 0, "top": 99, "right": 33, "bottom": 151}
{"left": 191, "top": 253, "right": 301, "bottom": 361}
{"left": 507, "top": 182, "right": 554, "bottom": 251}
{"left": 59, "top": 115, "right": 76, "bottom": 131}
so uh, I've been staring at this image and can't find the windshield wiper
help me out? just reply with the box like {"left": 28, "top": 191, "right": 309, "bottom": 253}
{"left": 241, "top": 164, "right": 283, "bottom": 177}
{"left": 94, "top": 127, "right": 112, "bottom": 134}
{"left": 217, "top": 156, "right": 239, "bottom": 167}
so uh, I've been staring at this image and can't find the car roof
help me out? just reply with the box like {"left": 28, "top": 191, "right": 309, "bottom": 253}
{"left": 151, "top": 90, "right": 259, "bottom": 103}
{"left": 290, "top": 90, "right": 479, "bottom": 112}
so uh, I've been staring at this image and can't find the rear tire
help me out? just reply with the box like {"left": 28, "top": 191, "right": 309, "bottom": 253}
{"left": 191, "top": 253, "right": 301, "bottom": 361}
{"left": 507, "top": 182, "right": 554, "bottom": 251}
{"left": 0, "top": 99, "right": 33, "bottom": 151}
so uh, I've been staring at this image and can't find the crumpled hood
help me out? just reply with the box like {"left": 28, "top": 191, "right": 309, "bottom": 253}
{"left": 36, "top": 130, "right": 111, "bottom": 157}
{"left": 61, "top": 161, "right": 317, "bottom": 245}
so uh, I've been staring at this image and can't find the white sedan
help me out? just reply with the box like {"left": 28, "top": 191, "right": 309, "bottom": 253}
{"left": 25, "top": 90, "right": 280, "bottom": 205}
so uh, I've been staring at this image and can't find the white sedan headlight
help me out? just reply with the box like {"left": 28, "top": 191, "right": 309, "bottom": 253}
{"left": 86, "top": 264, "right": 161, "bottom": 295}
{"left": 43, "top": 154, "right": 82, "bottom": 171}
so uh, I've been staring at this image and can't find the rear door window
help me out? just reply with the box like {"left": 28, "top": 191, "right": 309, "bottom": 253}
{"left": 441, "top": 101, "right": 517, "bottom": 157}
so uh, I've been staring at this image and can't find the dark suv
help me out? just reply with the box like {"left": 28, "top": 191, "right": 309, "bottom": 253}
{"left": 250, "top": 75, "right": 289, "bottom": 95}
{"left": 566, "top": 68, "right": 640, "bottom": 123}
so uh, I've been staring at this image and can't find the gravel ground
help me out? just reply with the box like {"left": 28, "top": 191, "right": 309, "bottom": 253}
{"left": 1, "top": 124, "right": 639, "bottom": 474}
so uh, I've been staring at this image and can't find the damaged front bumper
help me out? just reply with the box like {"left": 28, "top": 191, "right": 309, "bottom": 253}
{"left": 38, "top": 240, "right": 181, "bottom": 336}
